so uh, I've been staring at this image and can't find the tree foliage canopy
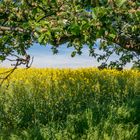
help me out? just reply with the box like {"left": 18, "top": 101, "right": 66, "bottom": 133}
{"left": 0, "top": 0, "right": 140, "bottom": 68}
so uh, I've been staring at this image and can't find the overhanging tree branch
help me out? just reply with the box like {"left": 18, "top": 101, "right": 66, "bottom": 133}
{"left": 0, "top": 0, "right": 139, "bottom": 74}
{"left": 0, "top": 26, "right": 29, "bottom": 33}
{"left": 114, "top": 36, "right": 140, "bottom": 55}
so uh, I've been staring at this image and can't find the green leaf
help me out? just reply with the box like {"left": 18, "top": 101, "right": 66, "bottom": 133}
{"left": 108, "top": 34, "right": 116, "bottom": 39}
{"left": 71, "top": 51, "right": 76, "bottom": 57}
{"left": 38, "top": 35, "right": 45, "bottom": 43}
{"left": 116, "top": 0, "right": 127, "bottom": 7}
{"left": 0, "top": 55, "right": 5, "bottom": 61}
{"left": 92, "top": 9, "right": 97, "bottom": 19}
{"left": 69, "top": 24, "right": 80, "bottom": 35}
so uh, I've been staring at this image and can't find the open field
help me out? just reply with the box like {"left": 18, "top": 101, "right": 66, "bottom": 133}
{"left": 0, "top": 68, "right": 140, "bottom": 140}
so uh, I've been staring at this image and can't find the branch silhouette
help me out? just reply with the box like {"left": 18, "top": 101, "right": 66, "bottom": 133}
{"left": 0, "top": 52, "right": 34, "bottom": 87}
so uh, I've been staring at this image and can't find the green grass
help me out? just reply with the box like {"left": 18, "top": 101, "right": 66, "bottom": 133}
{"left": 0, "top": 68, "right": 140, "bottom": 140}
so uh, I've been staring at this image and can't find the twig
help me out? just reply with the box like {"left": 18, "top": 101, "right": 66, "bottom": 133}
{"left": 27, "top": 56, "right": 34, "bottom": 68}
{"left": 0, "top": 52, "right": 34, "bottom": 87}
{"left": 0, "top": 26, "right": 29, "bottom": 33}
{"left": 0, "top": 66, "right": 17, "bottom": 87}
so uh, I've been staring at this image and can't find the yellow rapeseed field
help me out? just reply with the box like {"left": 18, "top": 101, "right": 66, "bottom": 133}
{"left": 0, "top": 68, "right": 140, "bottom": 140}
{"left": 0, "top": 67, "right": 140, "bottom": 87}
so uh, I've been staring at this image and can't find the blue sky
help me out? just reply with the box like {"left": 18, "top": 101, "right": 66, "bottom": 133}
{"left": 1, "top": 43, "right": 132, "bottom": 68}
{"left": 27, "top": 43, "right": 100, "bottom": 68}
{"left": 0, "top": 43, "right": 100, "bottom": 68}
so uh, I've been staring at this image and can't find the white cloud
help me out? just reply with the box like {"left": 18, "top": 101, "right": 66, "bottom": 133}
{"left": 32, "top": 54, "right": 99, "bottom": 68}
